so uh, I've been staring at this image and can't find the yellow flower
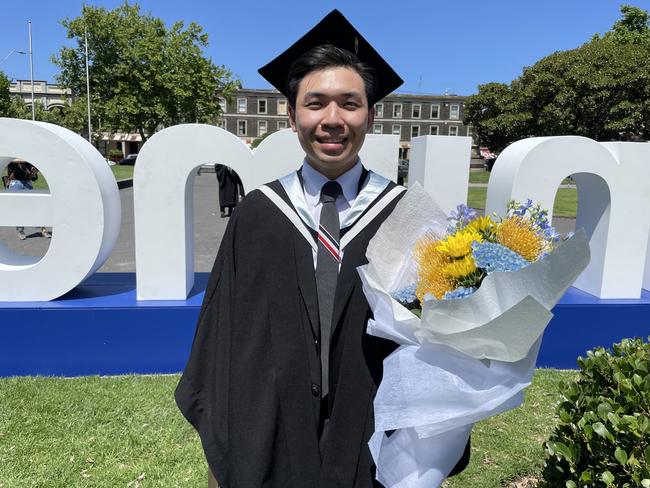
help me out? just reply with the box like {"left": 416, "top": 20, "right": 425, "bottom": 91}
{"left": 444, "top": 254, "right": 477, "bottom": 278}
{"left": 414, "top": 234, "right": 455, "bottom": 300}
{"left": 436, "top": 230, "right": 483, "bottom": 258}
{"left": 466, "top": 216, "right": 495, "bottom": 234}
{"left": 496, "top": 216, "right": 542, "bottom": 261}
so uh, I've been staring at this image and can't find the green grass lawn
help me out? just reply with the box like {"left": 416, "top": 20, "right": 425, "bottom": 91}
{"left": 0, "top": 375, "right": 204, "bottom": 487}
{"left": 469, "top": 170, "right": 491, "bottom": 184}
{"left": 0, "top": 369, "right": 575, "bottom": 487}
{"left": 468, "top": 187, "right": 577, "bottom": 218}
{"left": 2, "top": 165, "right": 133, "bottom": 192}
{"left": 468, "top": 187, "right": 489, "bottom": 209}
{"left": 469, "top": 170, "right": 574, "bottom": 187}
{"left": 111, "top": 164, "right": 135, "bottom": 181}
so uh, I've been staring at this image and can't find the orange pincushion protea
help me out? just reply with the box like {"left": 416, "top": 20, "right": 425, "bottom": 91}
{"left": 496, "top": 217, "right": 542, "bottom": 262}
{"left": 414, "top": 235, "right": 455, "bottom": 301}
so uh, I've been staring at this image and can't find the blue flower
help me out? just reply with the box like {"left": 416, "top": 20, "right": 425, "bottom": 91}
{"left": 472, "top": 241, "right": 530, "bottom": 273}
{"left": 542, "top": 227, "right": 560, "bottom": 241}
{"left": 443, "top": 286, "right": 477, "bottom": 300}
{"left": 514, "top": 199, "right": 533, "bottom": 216}
{"left": 392, "top": 283, "right": 418, "bottom": 304}
{"left": 447, "top": 204, "right": 478, "bottom": 232}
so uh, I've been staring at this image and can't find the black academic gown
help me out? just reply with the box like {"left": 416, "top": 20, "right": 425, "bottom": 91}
{"left": 215, "top": 164, "right": 239, "bottom": 209}
{"left": 176, "top": 170, "right": 470, "bottom": 488}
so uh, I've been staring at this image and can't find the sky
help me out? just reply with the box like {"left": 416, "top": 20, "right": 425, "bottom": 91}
{"left": 2, "top": 0, "right": 650, "bottom": 96}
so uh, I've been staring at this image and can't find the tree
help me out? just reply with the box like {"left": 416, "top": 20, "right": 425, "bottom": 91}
{"left": 0, "top": 71, "right": 12, "bottom": 117}
{"left": 251, "top": 130, "right": 272, "bottom": 149}
{"left": 603, "top": 4, "right": 650, "bottom": 43}
{"left": 53, "top": 2, "right": 240, "bottom": 142}
{"left": 9, "top": 97, "right": 65, "bottom": 125}
{"left": 463, "top": 82, "right": 532, "bottom": 152}
{"left": 464, "top": 4, "right": 650, "bottom": 152}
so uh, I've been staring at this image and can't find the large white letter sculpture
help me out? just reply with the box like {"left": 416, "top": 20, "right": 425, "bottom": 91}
{"left": 3, "top": 120, "right": 648, "bottom": 302}
{"left": 134, "top": 125, "right": 399, "bottom": 300}
{"left": 0, "top": 118, "right": 120, "bottom": 301}
{"left": 486, "top": 136, "right": 650, "bottom": 298}
{"left": 408, "top": 135, "right": 473, "bottom": 214}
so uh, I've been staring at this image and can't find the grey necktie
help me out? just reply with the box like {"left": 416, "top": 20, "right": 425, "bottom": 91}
{"left": 315, "top": 181, "right": 342, "bottom": 398}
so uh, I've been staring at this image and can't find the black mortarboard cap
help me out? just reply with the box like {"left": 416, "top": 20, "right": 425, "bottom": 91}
{"left": 258, "top": 9, "right": 403, "bottom": 104}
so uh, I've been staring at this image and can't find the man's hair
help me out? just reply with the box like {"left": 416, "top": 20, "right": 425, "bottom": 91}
{"left": 285, "top": 44, "right": 377, "bottom": 109}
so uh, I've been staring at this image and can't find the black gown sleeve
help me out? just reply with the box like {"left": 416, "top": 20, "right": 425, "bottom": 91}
{"left": 175, "top": 210, "right": 239, "bottom": 487}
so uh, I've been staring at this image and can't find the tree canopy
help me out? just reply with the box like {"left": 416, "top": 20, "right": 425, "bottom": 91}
{"left": 53, "top": 2, "right": 239, "bottom": 141}
{"left": 0, "top": 71, "right": 12, "bottom": 117}
{"left": 464, "top": 4, "right": 650, "bottom": 152}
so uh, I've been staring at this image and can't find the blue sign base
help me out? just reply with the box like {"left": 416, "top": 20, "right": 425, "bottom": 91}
{"left": 541, "top": 287, "right": 650, "bottom": 368}
{"left": 0, "top": 273, "right": 207, "bottom": 377}
{"left": 1, "top": 273, "right": 649, "bottom": 376}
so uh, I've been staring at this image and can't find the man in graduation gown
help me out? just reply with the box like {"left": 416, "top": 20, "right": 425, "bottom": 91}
{"left": 175, "top": 10, "right": 470, "bottom": 488}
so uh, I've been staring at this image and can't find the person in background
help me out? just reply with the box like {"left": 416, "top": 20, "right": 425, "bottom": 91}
{"left": 5, "top": 159, "right": 51, "bottom": 240}
{"left": 214, "top": 164, "right": 240, "bottom": 218}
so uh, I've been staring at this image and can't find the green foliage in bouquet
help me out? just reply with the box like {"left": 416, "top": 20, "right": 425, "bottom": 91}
{"left": 540, "top": 337, "right": 650, "bottom": 488}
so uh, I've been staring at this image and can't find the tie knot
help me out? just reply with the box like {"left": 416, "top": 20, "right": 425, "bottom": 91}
{"left": 320, "top": 181, "right": 342, "bottom": 204}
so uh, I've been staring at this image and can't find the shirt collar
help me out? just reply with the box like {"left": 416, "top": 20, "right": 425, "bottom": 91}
{"left": 301, "top": 159, "right": 362, "bottom": 205}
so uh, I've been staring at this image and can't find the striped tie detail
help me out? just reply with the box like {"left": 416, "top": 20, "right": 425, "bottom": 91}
{"left": 318, "top": 224, "right": 341, "bottom": 262}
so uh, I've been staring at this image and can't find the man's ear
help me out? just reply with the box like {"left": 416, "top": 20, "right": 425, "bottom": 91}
{"left": 288, "top": 105, "right": 298, "bottom": 132}
{"left": 367, "top": 105, "right": 375, "bottom": 130}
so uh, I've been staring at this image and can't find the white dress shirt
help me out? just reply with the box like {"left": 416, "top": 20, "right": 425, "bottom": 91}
{"left": 301, "top": 159, "right": 363, "bottom": 267}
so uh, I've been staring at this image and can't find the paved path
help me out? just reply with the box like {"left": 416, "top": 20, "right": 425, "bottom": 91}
{"left": 0, "top": 173, "right": 229, "bottom": 273}
{"left": 0, "top": 176, "right": 576, "bottom": 272}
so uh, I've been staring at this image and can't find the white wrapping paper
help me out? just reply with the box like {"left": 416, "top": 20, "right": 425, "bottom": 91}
{"left": 358, "top": 184, "right": 590, "bottom": 487}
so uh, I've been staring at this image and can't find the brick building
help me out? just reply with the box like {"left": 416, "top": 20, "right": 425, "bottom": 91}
{"left": 8, "top": 81, "right": 475, "bottom": 160}
{"left": 219, "top": 88, "right": 474, "bottom": 159}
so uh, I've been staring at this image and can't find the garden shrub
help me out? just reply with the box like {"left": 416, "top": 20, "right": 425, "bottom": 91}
{"left": 108, "top": 148, "right": 124, "bottom": 161}
{"left": 540, "top": 337, "right": 650, "bottom": 487}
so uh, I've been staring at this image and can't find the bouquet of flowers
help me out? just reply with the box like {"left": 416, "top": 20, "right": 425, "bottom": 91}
{"left": 393, "top": 198, "right": 564, "bottom": 308}
{"left": 358, "top": 184, "right": 590, "bottom": 488}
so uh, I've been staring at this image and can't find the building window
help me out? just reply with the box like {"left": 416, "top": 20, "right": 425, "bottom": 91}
{"left": 373, "top": 123, "right": 382, "bottom": 134}
{"left": 258, "top": 99, "right": 267, "bottom": 114}
{"left": 449, "top": 125, "right": 458, "bottom": 136}
{"left": 217, "top": 119, "right": 226, "bottom": 129}
{"left": 277, "top": 99, "right": 287, "bottom": 115}
{"left": 237, "top": 98, "right": 247, "bottom": 114}
{"left": 430, "top": 104, "right": 440, "bottom": 119}
{"left": 411, "top": 125, "right": 420, "bottom": 138}
{"left": 430, "top": 125, "right": 439, "bottom": 135}
{"left": 258, "top": 120, "right": 267, "bottom": 136}
{"left": 467, "top": 125, "right": 472, "bottom": 137}
{"left": 218, "top": 97, "right": 227, "bottom": 113}
{"left": 392, "top": 124, "right": 401, "bottom": 137}
{"left": 277, "top": 120, "right": 288, "bottom": 129}
{"left": 375, "top": 103, "right": 384, "bottom": 118}
{"left": 450, "top": 104, "right": 460, "bottom": 120}
{"left": 412, "top": 104, "right": 421, "bottom": 119}
{"left": 393, "top": 103, "right": 402, "bottom": 118}
{"left": 237, "top": 120, "right": 247, "bottom": 136}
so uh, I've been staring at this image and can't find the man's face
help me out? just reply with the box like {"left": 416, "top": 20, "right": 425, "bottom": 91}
{"left": 289, "top": 66, "right": 374, "bottom": 179}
